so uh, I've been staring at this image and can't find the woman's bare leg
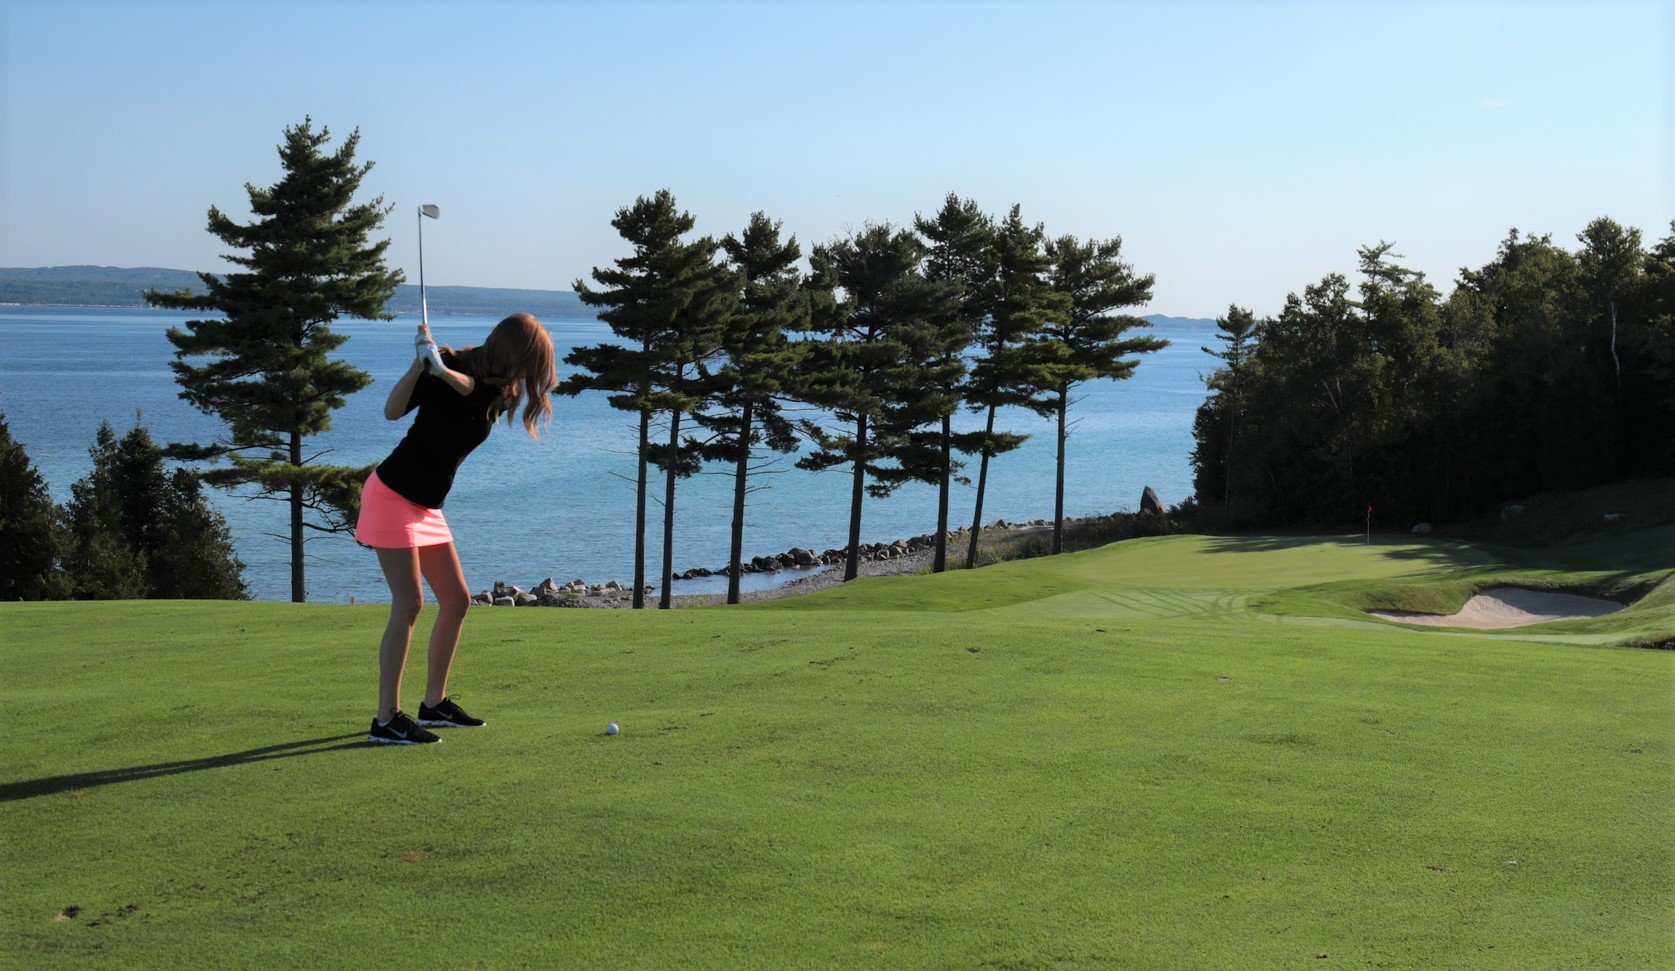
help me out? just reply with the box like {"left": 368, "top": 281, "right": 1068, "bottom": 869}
{"left": 376, "top": 546, "right": 424, "bottom": 722}
{"left": 418, "top": 542, "right": 472, "bottom": 707}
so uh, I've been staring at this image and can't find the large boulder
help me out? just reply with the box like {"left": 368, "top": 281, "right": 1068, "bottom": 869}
{"left": 1139, "top": 486, "right": 1164, "bottom": 517}
{"left": 790, "top": 547, "right": 818, "bottom": 567}
{"left": 493, "top": 596, "right": 515, "bottom": 607}
{"left": 1411, "top": 522, "right": 1433, "bottom": 535}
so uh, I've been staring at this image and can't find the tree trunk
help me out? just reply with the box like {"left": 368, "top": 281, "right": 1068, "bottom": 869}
{"left": 934, "top": 413, "right": 951, "bottom": 572}
{"left": 1610, "top": 300, "right": 1621, "bottom": 391}
{"left": 727, "top": 399, "right": 752, "bottom": 605}
{"left": 844, "top": 414, "right": 867, "bottom": 582}
{"left": 289, "top": 428, "right": 304, "bottom": 602}
{"left": 1223, "top": 402, "right": 1236, "bottom": 529}
{"left": 633, "top": 407, "right": 648, "bottom": 610}
{"left": 1052, "top": 386, "right": 1067, "bottom": 555}
{"left": 659, "top": 405, "right": 681, "bottom": 610}
{"left": 964, "top": 404, "right": 997, "bottom": 569}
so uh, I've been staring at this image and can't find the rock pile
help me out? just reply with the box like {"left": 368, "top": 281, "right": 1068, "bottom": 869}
{"left": 669, "top": 532, "right": 971, "bottom": 580}
{"left": 471, "top": 577, "right": 644, "bottom": 607}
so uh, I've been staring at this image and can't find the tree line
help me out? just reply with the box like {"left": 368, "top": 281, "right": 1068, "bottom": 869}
{"left": 1191, "top": 219, "right": 1675, "bottom": 528}
{"left": 16, "top": 120, "right": 1163, "bottom": 606}
{"left": 564, "top": 190, "right": 1165, "bottom": 608}
{"left": 1, "top": 412, "right": 246, "bottom": 601}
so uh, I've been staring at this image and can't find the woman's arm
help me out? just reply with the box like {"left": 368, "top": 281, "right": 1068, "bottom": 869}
{"left": 384, "top": 358, "right": 426, "bottom": 420}
{"left": 432, "top": 361, "right": 477, "bottom": 397}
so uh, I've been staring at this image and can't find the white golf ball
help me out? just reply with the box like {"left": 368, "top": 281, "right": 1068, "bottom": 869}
{"left": 605, "top": 722, "right": 619, "bottom": 735}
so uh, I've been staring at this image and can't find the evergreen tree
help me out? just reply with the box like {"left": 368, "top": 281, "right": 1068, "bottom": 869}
{"left": 1033, "top": 233, "right": 1164, "bottom": 552}
{"left": 964, "top": 206, "right": 1066, "bottom": 568}
{"left": 146, "top": 119, "right": 399, "bottom": 602}
{"left": 1576, "top": 217, "right": 1642, "bottom": 396}
{"left": 1458, "top": 230, "right": 1591, "bottom": 492}
{"left": 911, "top": 194, "right": 991, "bottom": 571}
{"left": 565, "top": 190, "right": 731, "bottom": 609}
{"left": 63, "top": 423, "right": 148, "bottom": 600}
{"left": 1641, "top": 222, "right": 1675, "bottom": 465}
{"left": 151, "top": 468, "right": 247, "bottom": 600}
{"left": 647, "top": 244, "right": 736, "bottom": 609}
{"left": 0, "top": 413, "right": 67, "bottom": 600}
{"left": 798, "top": 224, "right": 946, "bottom": 582}
{"left": 1198, "top": 305, "right": 1257, "bottom": 526}
{"left": 700, "top": 212, "right": 811, "bottom": 605}
{"left": 62, "top": 419, "right": 247, "bottom": 600}
{"left": 1352, "top": 244, "right": 1451, "bottom": 517}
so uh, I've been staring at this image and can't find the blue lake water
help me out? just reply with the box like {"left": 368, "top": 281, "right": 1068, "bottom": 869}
{"left": 0, "top": 306, "right": 1216, "bottom": 602}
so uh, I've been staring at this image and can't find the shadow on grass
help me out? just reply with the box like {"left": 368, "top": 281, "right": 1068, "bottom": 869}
{"left": 1199, "top": 533, "right": 1497, "bottom": 568}
{"left": 0, "top": 733, "right": 367, "bottom": 803}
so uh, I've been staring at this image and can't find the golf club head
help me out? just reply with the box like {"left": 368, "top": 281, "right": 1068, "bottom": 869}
{"left": 419, "top": 204, "right": 440, "bottom": 219}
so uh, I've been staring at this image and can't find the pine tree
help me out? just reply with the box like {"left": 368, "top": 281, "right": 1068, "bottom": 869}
{"left": 911, "top": 194, "right": 991, "bottom": 571}
{"left": 0, "top": 412, "right": 67, "bottom": 600}
{"left": 1035, "top": 233, "right": 1165, "bottom": 552}
{"left": 62, "top": 419, "right": 247, "bottom": 600}
{"left": 63, "top": 423, "right": 148, "bottom": 600}
{"left": 647, "top": 246, "right": 736, "bottom": 609}
{"left": 866, "top": 275, "right": 967, "bottom": 565}
{"left": 565, "top": 190, "right": 732, "bottom": 608}
{"left": 699, "top": 212, "right": 811, "bottom": 605}
{"left": 798, "top": 224, "right": 947, "bottom": 582}
{"left": 1200, "top": 305, "right": 1258, "bottom": 526}
{"left": 146, "top": 118, "right": 399, "bottom": 602}
{"left": 964, "top": 206, "right": 1066, "bottom": 568}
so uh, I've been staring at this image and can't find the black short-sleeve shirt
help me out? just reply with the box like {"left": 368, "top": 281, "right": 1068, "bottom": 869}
{"left": 375, "top": 350, "right": 504, "bottom": 509}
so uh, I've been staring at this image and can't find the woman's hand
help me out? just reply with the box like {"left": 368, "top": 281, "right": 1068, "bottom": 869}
{"left": 412, "top": 322, "right": 476, "bottom": 396}
{"left": 416, "top": 323, "right": 446, "bottom": 375}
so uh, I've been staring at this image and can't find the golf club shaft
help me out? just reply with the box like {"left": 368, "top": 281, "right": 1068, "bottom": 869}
{"left": 418, "top": 208, "right": 429, "bottom": 331}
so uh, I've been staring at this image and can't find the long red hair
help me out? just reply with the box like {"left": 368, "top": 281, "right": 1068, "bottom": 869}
{"left": 448, "top": 313, "right": 556, "bottom": 437}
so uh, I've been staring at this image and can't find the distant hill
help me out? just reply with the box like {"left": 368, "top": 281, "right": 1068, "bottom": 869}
{"left": 0, "top": 266, "right": 591, "bottom": 319}
{"left": 1142, "top": 314, "right": 1219, "bottom": 330}
{"left": 0, "top": 265, "right": 1211, "bottom": 328}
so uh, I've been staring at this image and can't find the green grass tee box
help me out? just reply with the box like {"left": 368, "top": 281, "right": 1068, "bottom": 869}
{"left": 3, "top": 531, "right": 1671, "bottom": 968}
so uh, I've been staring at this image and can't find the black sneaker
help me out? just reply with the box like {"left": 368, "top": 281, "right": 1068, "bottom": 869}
{"left": 418, "top": 696, "right": 486, "bottom": 728}
{"left": 368, "top": 710, "right": 442, "bottom": 745}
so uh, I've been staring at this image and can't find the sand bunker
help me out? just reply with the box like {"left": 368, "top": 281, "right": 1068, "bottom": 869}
{"left": 1368, "top": 586, "right": 1623, "bottom": 630}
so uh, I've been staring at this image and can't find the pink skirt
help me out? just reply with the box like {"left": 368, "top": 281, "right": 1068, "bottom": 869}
{"left": 354, "top": 470, "right": 454, "bottom": 548}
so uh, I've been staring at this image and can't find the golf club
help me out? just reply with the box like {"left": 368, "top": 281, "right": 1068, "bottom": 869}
{"left": 417, "top": 203, "right": 442, "bottom": 373}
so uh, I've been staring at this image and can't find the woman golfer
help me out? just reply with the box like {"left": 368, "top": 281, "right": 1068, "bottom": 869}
{"left": 356, "top": 312, "right": 556, "bottom": 744}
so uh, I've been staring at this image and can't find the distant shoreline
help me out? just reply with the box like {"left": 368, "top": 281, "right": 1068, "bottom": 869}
{"left": 1, "top": 295, "right": 1218, "bottom": 330}
{"left": 0, "top": 266, "right": 594, "bottom": 319}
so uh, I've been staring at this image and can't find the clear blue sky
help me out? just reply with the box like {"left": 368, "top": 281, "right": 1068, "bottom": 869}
{"left": 2, "top": 0, "right": 1668, "bottom": 317}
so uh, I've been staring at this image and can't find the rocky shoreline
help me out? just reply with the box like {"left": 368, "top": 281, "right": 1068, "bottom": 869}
{"left": 469, "top": 500, "right": 1165, "bottom": 609}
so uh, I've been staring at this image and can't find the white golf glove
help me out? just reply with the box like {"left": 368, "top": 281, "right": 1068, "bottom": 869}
{"left": 416, "top": 333, "right": 446, "bottom": 375}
